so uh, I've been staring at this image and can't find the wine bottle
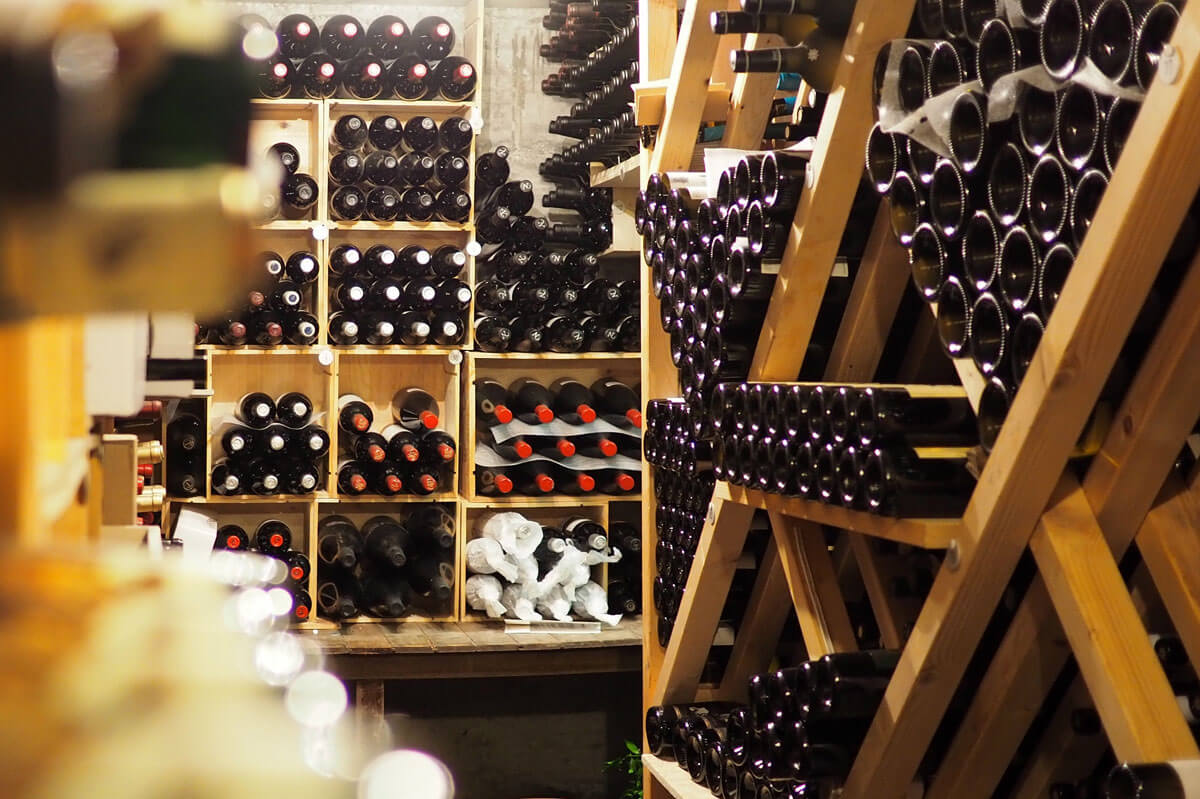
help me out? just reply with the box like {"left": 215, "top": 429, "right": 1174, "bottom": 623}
{"left": 361, "top": 573, "right": 412, "bottom": 618}
{"left": 396, "top": 311, "right": 432, "bottom": 345}
{"left": 255, "top": 519, "right": 291, "bottom": 554}
{"left": 363, "top": 244, "right": 399, "bottom": 278}
{"left": 337, "top": 393, "right": 373, "bottom": 435}
{"left": 402, "top": 187, "right": 436, "bottom": 221}
{"left": 352, "top": 431, "right": 388, "bottom": 464}
{"left": 362, "top": 515, "right": 410, "bottom": 568}
{"left": 436, "top": 188, "right": 472, "bottom": 223}
{"left": 383, "top": 424, "right": 422, "bottom": 464}
{"left": 412, "top": 16, "right": 456, "bottom": 61}
{"left": 321, "top": 14, "right": 366, "bottom": 59}
{"left": 476, "top": 466, "right": 516, "bottom": 496}
{"left": 211, "top": 459, "right": 244, "bottom": 495}
{"left": 364, "top": 150, "right": 400, "bottom": 186}
{"left": 290, "top": 589, "right": 313, "bottom": 622}
{"left": 430, "top": 312, "right": 466, "bottom": 345}
{"left": 343, "top": 52, "right": 387, "bottom": 100}
{"left": 329, "top": 311, "right": 362, "bottom": 345}
{"left": 269, "top": 142, "right": 300, "bottom": 175}
{"left": 257, "top": 56, "right": 294, "bottom": 99}
{"left": 337, "top": 459, "right": 370, "bottom": 495}
{"left": 410, "top": 558, "right": 455, "bottom": 601}
{"left": 392, "top": 388, "right": 441, "bottom": 430}
{"left": 330, "top": 186, "right": 366, "bottom": 221}
{"left": 431, "top": 244, "right": 468, "bottom": 278}
{"left": 474, "top": 316, "right": 513, "bottom": 352}
{"left": 404, "top": 116, "right": 440, "bottom": 152}
{"left": 317, "top": 570, "right": 361, "bottom": 620}
{"left": 293, "top": 425, "right": 331, "bottom": 459}
{"left": 332, "top": 114, "right": 368, "bottom": 150}
{"left": 550, "top": 378, "right": 598, "bottom": 424}
{"left": 435, "top": 57, "right": 478, "bottom": 101}
{"left": 216, "top": 524, "right": 250, "bottom": 551}
{"left": 298, "top": 54, "right": 340, "bottom": 99}
{"left": 285, "top": 460, "right": 321, "bottom": 494}
{"left": 280, "top": 173, "right": 318, "bottom": 219}
{"left": 476, "top": 379, "right": 515, "bottom": 425}
{"left": 277, "top": 14, "right": 319, "bottom": 59}
{"left": 439, "top": 117, "right": 474, "bottom": 154}
{"left": 508, "top": 377, "right": 556, "bottom": 423}
{"left": 236, "top": 392, "right": 275, "bottom": 429}
{"left": 366, "top": 186, "right": 402, "bottom": 221}
{"left": 389, "top": 54, "right": 432, "bottom": 100}
{"left": 729, "top": 28, "right": 843, "bottom": 92}
{"left": 476, "top": 146, "right": 511, "bottom": 193}
{"left": 274, "top": 392, "right": 313, "bottom": 428}
{"left": 368, "top": 115, "right": 405, "bottom": 151}
{"left": 591, "top": 378, "right": 642, "bottom": 427}
{"left": 368, "top": 15, "right": 411, "bottom": 59}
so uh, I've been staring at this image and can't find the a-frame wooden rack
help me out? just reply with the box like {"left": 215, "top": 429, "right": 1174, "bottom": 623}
{"left": 635, "top": 0, "right": 1200, "bottom": 796}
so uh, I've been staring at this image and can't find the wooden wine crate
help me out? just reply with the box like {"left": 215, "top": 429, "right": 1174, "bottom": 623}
{"left": 461, "top": 351, "right": 643, "bottom": 503}
{"left": 314, "top": 499, "right": 462, "bottom": 624}
{"left": 459, "top": 499, "right": 609, "bottom": 622}
{"left": 248, "top": 99, "right": 325, "bottom": 230}
{"left": 333, "top": 349, "right": 462, "bottom": 503}
{"left": 207, "top": 348, "right": 337, "bottom": 497}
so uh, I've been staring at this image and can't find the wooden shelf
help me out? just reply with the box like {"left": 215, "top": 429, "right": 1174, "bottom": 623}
{"left": 722, "top": 484, "right": 959, "bottom": 550}
{"left": 254, "top": 219, "right": 320, "bottom": 231}
{"left": 331, "top": 346, "right": 464, "bottom": 356}
{"left": 642, "top": 755, "right": 711, "bottom": 799}
{"left": 317, "top": 493, "right": 460, "bottom": 504}
{"left": 591, "top": 157, "right": 641, "bottom": 189}
{"left": 470, "top": 351, "right": 641, "bottom": 360}
{"left": 169, "top": 493, "right": 322, "bottom": 505}
{"left": 461, "top": 496, "right": 612, "bottom": 509}
{"left": 251, "top": 99, "right": 319, "bottom": 111}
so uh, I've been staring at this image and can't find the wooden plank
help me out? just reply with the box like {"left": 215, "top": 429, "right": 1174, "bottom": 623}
{"left": 652, "top": 486, "right": 757, "bottom": 705}
{"left": 718, "top": 537, "right": 793, "bottom": 699}
{"left": 100, "top": 434, "right": 138, "bottom": 526}
{"left": 648, "top": 0, "right": 728, "bottom": 174}
{"left": 771, "top": 512, "right": 857, "bottom": 657}
{"left": 748, "top": 0, "right": 917, "bottom": 380}
{"left": 849, "top": 534, "right": 913, "bottom": 650}
{"left": 724, "top": 484, "right": 958, "bottom": 549}
{"left": 643, "top": 753, "right": 714, "bottom": 799}
{"left": 844, "top": 7, "right": 1200, "bottom": 791}
{"left": 634, "top": 80, "right": 732, "bottom": 126}
{"left": 326, "top": 646, "right": 641, "bottom": 681}
{"left": 825, "top": 207, "right": 913, "bottom": 382}
{"left": 720, "top": 33, "right": 788, "bottom": 149}
{"left": 1030, "top": 478, "right": 1199, "bottom": 762}
{"left": 640, "top": 0, "right": 678, "bottom": 84}
{"left": 1135, "top": 483, "right": 1200, "bottom": 670}
{"left": 1008, "top": 679, "right": 1105, "bottom": 799}
{"left": 928, "top": 241, "right": 1200, "bottom": 798}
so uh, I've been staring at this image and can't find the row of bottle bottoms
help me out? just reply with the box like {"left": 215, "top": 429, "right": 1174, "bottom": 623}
{"left": 465, "top": 512, "right": 627, "bottom": 624}
{"left": 210, "top": 518, "right": 313, "bottom": 622}
{"left": 329, "top": 115, "right": 473, "bottom": 162}
{"left": 256, "top": 14, "right": 475, "bottom": 101}
{"left": 647, "top": 649, "right": 902, "bottom": 793}
{"left": 650, "top": 466, "right": 715, "bottom": 646}
{"left": 336, "top": 390, "right": 455, "bottom": 496}
{"left": 316, "top": 508, "right": 456, "bottom": 619}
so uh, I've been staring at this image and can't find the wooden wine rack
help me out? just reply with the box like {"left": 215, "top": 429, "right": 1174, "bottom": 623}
{"left": 637, "top": 0, "right": 1200, "bottom": 796}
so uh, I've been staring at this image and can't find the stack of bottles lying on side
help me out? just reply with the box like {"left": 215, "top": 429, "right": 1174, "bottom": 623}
{"left": 327, "top": 241, "right": 471, "bottom": 346}
{"left": 474, "top": 376, "right": 642, "bottom": 497}
{"left": 211, "top": 392, "right": 330, "bottom": 496}
{"left": 213, "top": 518, "right": 313, "bottom": 623}
{"left": 645, "top": 399, "right": 716, "bottom": 646}
{"left": 472, "top": 146, "right": 637, "bottom": 353}
{"left": 251, "top": 13, "right": 476, "bottom": 101}
{"left": 646, "top": 649, "right": 901, "bottom": 798}
{"left": 637, "top": 151, "right": 874, "bottom": 432}
{"left": 540, "top": 1, "right": 637, "bottom": 180}
{"left": 197, "top": 247, "right": 320, "bottom": 347}
{"left": 259, "top": 140, "right": 319, "bottom": 222}
{"left": 865, "top": 0, "right": 1184, "bottom": 451}
{"left": 336, "top": 389, "right": 456, "bottom": 496}
{"left": 465, "top": 512, "right": 633, "bottom": 624}
{"left": 316, "top": 506, "right": 456, "bottom": 620}
{"left": 328, "top": 112, "right": 473, "bottom": 224}
{"left": 123, "top": 400, "right": 169, "bottom": 522}
{"left": 710, "top": 382, "right": 978, "bottom": 517}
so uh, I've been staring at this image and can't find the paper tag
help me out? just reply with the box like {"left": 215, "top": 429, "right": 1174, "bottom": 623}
{"left": 474, "top": 443, "right": 642, "bottom": 472}
{"left": 173, "top": 508, "right": 218, "bottom": 567}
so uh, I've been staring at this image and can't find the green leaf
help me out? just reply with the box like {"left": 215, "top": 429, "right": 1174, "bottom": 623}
{"left": 626, "top": 740, "right": 641, "bottom": 755}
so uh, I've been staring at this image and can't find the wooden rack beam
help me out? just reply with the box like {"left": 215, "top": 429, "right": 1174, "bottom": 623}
{"left": 843, "top": 7, "right": 1200, "bottom": 788}
{"left": 771, "top": 512, "right": 857, "bottom": 657}
{"left": 1030, "top": 479, "right": 1199, "bottom": 761}
{"left": 720, "top": 33, "right": 787, "bottom": 149}
{"left": 634, "top": 80, "right": 732, "bottom": 126}
{"left": 648, "top": 0, "right": 728, "bottom": 174}
{"left": 927, "top": 237, "right": 1200, "bottom": 797}
{"left": 652, "top": 485, "right": 758, "bottom": 705}
{"left": 1135, "top": 485, "right": 1200, "bottom": 670}
{"left": 717, "top": 538, "right": 794, "bottom": 699}
{"left": 748, "top": 0, "right": 917, "bottom": 381}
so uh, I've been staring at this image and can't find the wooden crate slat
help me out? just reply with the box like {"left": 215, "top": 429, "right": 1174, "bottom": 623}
{"left": 927, "top": 240, "right": 1200, "bottom": 797}
{"left": 844, "top": 8, "right": 1200, "bottom": 791}
{"left": 770, "top": 512, "right": 857, "bottom": 657}
{"left": 1030, "top": 477, "right": 1199, "bottom": 761}
{"left": 849, "top": 534, "right": 914, "bottom": 651}
{"left": 647, "top": 0, "right": 729, "bottom": 174}
{"left": 747, "top": 0, "right": 917, "bottom": 381}
{"left": 717, "top": 537, "right": 794, "bottom": 700}
{"left": 651, "top": 484, "right": 757, "bottom": 705}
